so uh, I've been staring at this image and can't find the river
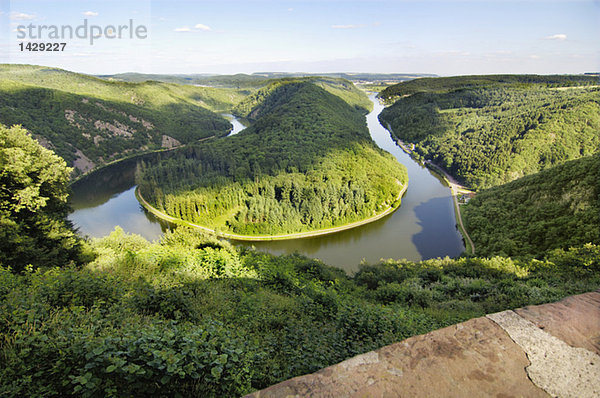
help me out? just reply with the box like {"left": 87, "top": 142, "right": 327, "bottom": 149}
{"left": 69, "top": 96, "right": 464, "bottom": 273}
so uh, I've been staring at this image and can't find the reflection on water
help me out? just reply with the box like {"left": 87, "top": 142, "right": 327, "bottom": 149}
{"left": 70, "top": 187, "right": 168, "bottom": 241}
{"left": 68, "top": 98, "right": 464, "bottom": 273}
{"left": 223, "top": 114, "right": 246, "bottom": 136}
{"left": 412, "top": 196, "right": 461, "bottom": 259}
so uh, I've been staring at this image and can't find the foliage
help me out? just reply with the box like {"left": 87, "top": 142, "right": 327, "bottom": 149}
{"left": 89, "top": 227, "right": 257, "bottom": 285}
{"left": 0, "top": 64, "right": 235, "bottom": 175}
{"left": 138, "top": 81, "right": 407, "bottom": 235}
{"left": 379, "top": 78, "right": 600, "bottom": 189}
{"left": 1, "top": 226, "right": 599, "bottom": 396}
{"left": 463, "top": 155, "right": 600, "bottom": 258}
{"left": 355, "top": 247, "right": 600, "bottom": 318}
{"left": 1, "top": 70, "right": 599, "bottom": 397}
{"left": 379, "top": 74, "right": 599, "bottom": 101}
{"left": 232, "top": 76, "right": 372, "bottom": 117}
{"left": 0, "top": 124, "right": 86, "bottom": 271}
{"left": 99, "top": 71, "right": 270, "bottom": 89}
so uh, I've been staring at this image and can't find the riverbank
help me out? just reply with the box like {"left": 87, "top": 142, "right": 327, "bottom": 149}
{"left": 384, "top": 123, "right": 475, "bottom": 255}
{"left": 421, "top": 160, "right": 475, "bottom": 255}
{"left": 135, "top": 182, "right": 408, "bottom": 241}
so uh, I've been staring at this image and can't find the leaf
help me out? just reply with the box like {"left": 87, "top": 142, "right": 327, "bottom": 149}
{"left": 106, "top": 365, "right": 117, "bottom": 373}
{"left": 216, "top": 354, "right": 228, "bottom": 365}
{"left": 211, "top": 366, "right": 223, "bottom": 379}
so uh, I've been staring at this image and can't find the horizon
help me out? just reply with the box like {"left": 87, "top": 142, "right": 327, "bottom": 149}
{"left": 3, "top": 63, "right": 599, "bottom": 79}
{"left": 1, "top": 0, "right": 598, "bottom": 76}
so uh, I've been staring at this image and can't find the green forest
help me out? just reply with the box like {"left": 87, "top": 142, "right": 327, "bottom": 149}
{"left": 0, "top": 65, "right": 239, "bottom": 175}
{"left": 463, "top": 155, "right": 600, "bottom": 258}
{"left": 378, "top": 75, "right": 600, "bottom": 189}
{"left": 2, "top": 122, "right": 600, "bottom": 397}
{"left": 0, "top": 65, "right": 375, "bottom": 178}
{"left": 137, "top": 81, "right": 407, "bottom": 236}
{"left": 378, "top": 74, "right": 599, "bottom": 100}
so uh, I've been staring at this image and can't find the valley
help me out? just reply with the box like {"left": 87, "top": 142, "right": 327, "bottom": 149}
{"left": 1, "top": 66, "right": 599, "bottom": 397}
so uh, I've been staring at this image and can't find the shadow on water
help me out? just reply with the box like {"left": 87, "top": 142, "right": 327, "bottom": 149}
{"left": 248, "top": 206, "right": 400, "bottom": 256}
{"left": 412, "top": 196, "right": 464, "bottom": 259}
{"left": 70, "top": 158, "right": 138, "bottom": 210}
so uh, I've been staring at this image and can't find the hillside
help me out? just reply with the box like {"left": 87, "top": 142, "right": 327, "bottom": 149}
{"left": 102, "top": 72, "right": 436, "bottom": 88}
{"left": 463, "top": 155, "right": 600, "bottom": 258}
{"left": 232, "top": 76, "right": 372, "bottom": 119}
{"left": 0, "top": 65, "right": 239, "bottom": 175}
{"left": 0, "top": 65, "right": 376, "bottom": 176}
{"left": 99, "top": 72, "right": 269, "bottom": 88}
{"left": 2, "top": 126, "right": 599, "bottom": 397}
{"left": 102, "top": 72, "right": 372, "bottom": 112}
{"left": 379, "top": 74, "right": 599, "bottom": 100}
{"left": 137, "top": 81, "right": 406, "bottom": 235}
{"left": 2, "top": 227, "right": 599, "bottom": 397}
{"left": 378, "top": 76, "right": 600, "bottom": 189}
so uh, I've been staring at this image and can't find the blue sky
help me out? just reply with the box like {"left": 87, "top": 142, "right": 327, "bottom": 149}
{"left": 1, "top": 0, "right": 598, "bottom": 75}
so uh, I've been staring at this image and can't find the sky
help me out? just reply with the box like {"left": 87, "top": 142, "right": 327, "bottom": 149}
{"left": 0, "top": 0, "right": 599, "bottom": 76}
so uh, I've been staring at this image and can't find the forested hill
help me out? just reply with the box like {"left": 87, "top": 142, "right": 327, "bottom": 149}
{"left": 378, "top": 74, "right": 599, "bottom": 100}
{"left": 2, "top": 119, "right": 599, "bottom": 397}
{"left": 378, "top": 75, "right": 600, "bottom": 189}
{"left": 0, "top": 64, "right": 239, "bottom": 175}
{"left": 102, "top": 72, "right": 372, "bottom": 112}
{"left": 232, "top": 76, "right": 373, "bottom": 116}
{"left": 463, "top": 154, "right": 600, "bottom": 258}
{"left": 137, "top": 81, "right": 407, "bottom": 235}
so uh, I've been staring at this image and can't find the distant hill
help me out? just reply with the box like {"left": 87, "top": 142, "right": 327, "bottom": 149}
{"left": 463, "top": 155, "right": 600, "bottom": 258}
{"left": 137, "top": 81, "right": 407, "bottom": 236}
{"left": 378, "top": 75, "right": 600, "bottom": 189}
{"left": 0, "top": 64, "right": 241, "bottom": 175}
{"left": 101, "top": 72, "right": 387, "bottom": 112}
{"left": 100, "top": 72, "right": 436, "bottom": 88}
{"left": 233, "top": 76, "right": 373, "bottom": 116}
{"left": 251, "top": 72, "right": 437, "bottom": 82}
{"left": 379, "top": 74, "right": 599, "bottom": 100}
{"left": 0, "top": 65, "right": 381, "bottom": 176}
{"left": 99, "top": 72, "right": 269, "bottom": 89}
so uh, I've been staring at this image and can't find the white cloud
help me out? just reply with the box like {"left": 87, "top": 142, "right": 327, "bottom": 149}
{"left": 194, "top": 23, "right": 212, "bottom": 31}
{"left": 82, "top": 11, "right": 99, "bottom": 17}
{"left": 331, "top": 24, "right": 366, "bottom": 29}
{"left": 10, "top": 12, "right": 35, "bottom": 21}
{"left": 544, "top": 34, "right": 567, "bottom": 41}
{"left": 175, "top": 24, "right": 212, "bottom": 32}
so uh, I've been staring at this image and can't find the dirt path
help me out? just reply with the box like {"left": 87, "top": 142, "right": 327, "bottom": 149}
{"left": 135, "top": 182, "right": 408, "bottom": 241}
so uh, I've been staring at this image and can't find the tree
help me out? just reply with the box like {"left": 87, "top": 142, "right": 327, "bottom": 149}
{"left": 0, "top": 124, "right": 85, "bottom": 271}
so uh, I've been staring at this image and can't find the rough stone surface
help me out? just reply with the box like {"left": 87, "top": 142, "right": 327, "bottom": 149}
{"left": 487, "top": 310, "right": 600, "bottom": 398}
{"left": 247, "top": 292, "right": 600, "bottom": 398}
{"left": 515, "top": 291, "right": 600, "bottom": 355}
{"left": 246, "top": 317, "right": 548, "bottom": 398}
